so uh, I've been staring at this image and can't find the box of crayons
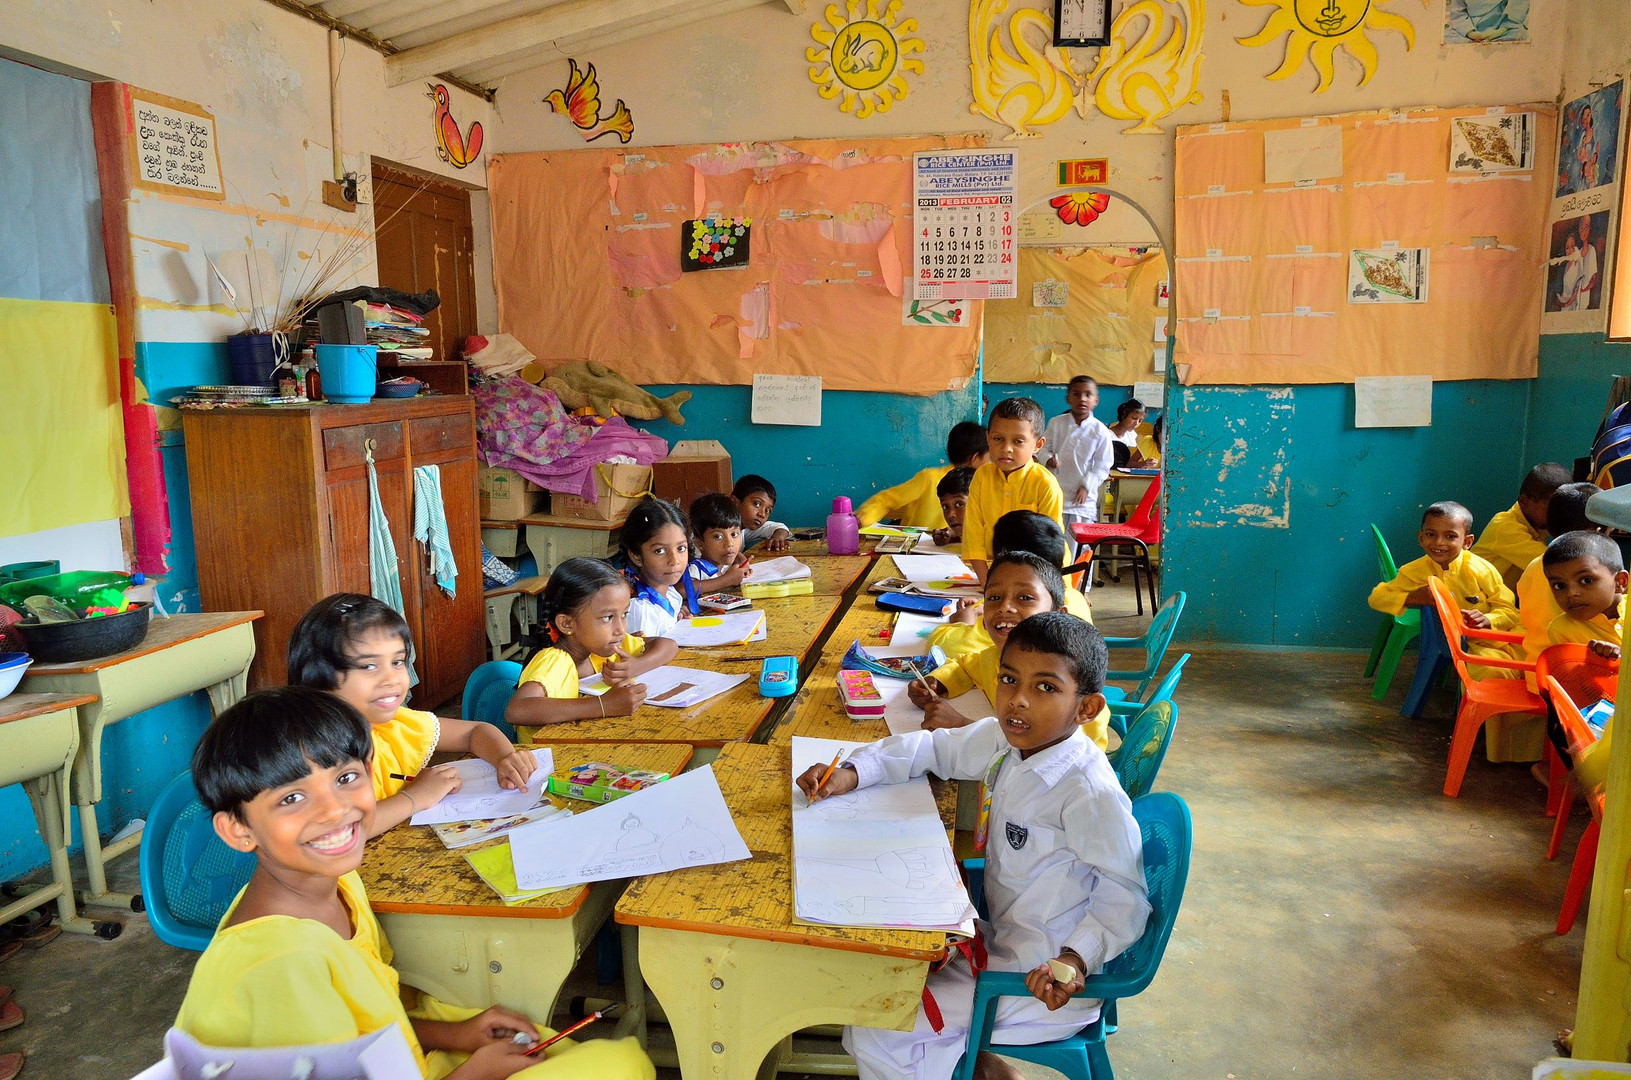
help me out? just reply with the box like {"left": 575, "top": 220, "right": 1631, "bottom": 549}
{"left": 546, "top": 761, "right": 671, "bottom": 804}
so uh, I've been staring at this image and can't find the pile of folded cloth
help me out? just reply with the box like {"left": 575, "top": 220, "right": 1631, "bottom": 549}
{"left": 474, "top": 377, "right": 667, "bottom": 503}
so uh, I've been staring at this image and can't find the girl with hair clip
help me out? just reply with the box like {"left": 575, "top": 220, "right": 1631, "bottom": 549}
{"left": 506, "top": 558, "right": 675, "bottom": 742}
{"left": 617, "top": 497, "right": 701, "bottom": 637}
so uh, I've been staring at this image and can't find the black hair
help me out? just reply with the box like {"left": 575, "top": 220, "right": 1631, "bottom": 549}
{"left": 1548, "top": 482, "right": 1603, "bottom": 539}
{"left": 937, "top": 466, "right": 976, "bottom": 499}
{"left": 1067, "top": 375, "right": 1098, "bottom": 390}
{"left": 1001, "top": 612, "right": 1108, "bottom": 695}
{"left": 618, "top": 497, "right": 691, "bottom": 566}
{"left": 288, "top": 593, "right": 412, "bottom": 691}
{"left": 1422, "top": 501, "right": 1474, "bottom": 530}
{"left": 540, "top": 558, "right": 630, "bottom": 646}
{"left": 732, "top": 474, "right": 777, "bottom": 503}
{"left": 1117, "top": 399, "right": 1145, "bottom": 423}
{"left": 992, "top": 510, "right": 1068, "bottom": 567}
{"left": 989, "top": 396, "right": 1046, "bottom": 438}
{"left": 1152, "top": 415, "right": 1164, "bottom": 441}
{"left": 689, "top": 492, "right": 742, "bottom": 534}
{"left": 193, "top": 687, "right": 374, "bottom": 819}
{"left": 947, "top": 422, "right": 988, "bottom": 465}
{"left": 1521, "top": 462, "right": 1572, "bottom": 502}
{"left": 1544, "top": 530, "right": 1626, "bottom": 574}
{"left": 987, "top": 550, "right": 1066, "bottom": 610}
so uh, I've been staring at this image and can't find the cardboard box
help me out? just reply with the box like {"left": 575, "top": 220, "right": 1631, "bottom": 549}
{"left": 555, "top": 463, "right": 653, "bottom": 522}
{"left": 652, "top": 440, "right": 732, "bottom": 512}
{"left": 478, "top": 467, "right": 545, "bottom": 520}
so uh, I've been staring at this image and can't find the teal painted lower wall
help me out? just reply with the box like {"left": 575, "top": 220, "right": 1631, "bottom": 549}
{"left": 1527, "top": 332, "right": 1631, "bottom": 468}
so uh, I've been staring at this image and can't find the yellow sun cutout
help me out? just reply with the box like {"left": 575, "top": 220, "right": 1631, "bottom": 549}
{"left": 1237, "top": 0, "right": 1417, "bottom": 93}
{"left": 807, "top": 0, "right": 924, "bottom": 118}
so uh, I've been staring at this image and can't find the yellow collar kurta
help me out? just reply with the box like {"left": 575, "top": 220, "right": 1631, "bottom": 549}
{"left": 368, "top": 707, "right": 441, "bottom": 801}
{"left": 926, "top": 589, "right": 1094, "bottom": 660}
{"left": 1547, "top": 609, "right": 1624, "bottom": 648}
{"left": 961, "top": 461, "right": 1064, "bottom": 564}
{"left": 1517, "top": 554, "right": 1562, "bottom": 690}
{"left": 514, "top": 635, "right": 647, "bottom": 741}
{"left": 929, "top": 642, "right": 1109, "bottom": 751}
{"left": 857, "top": 466, "right": 951, "bottom": 530}
{"left": 1472, "top": 502, "right": 1547, "bottom": 590}
{"left": 1367, "top": 549, "right": 1518, "bottom": 632}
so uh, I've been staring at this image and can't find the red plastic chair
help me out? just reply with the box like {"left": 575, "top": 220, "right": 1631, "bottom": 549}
{"left": 1426, "top": 578, "right": 1543, "bottom": 797}
{"left": 1535, "top": 645, "right": 1618, "bottom": 857}
{"left": 1540, "top": 672, "right": 1612, "bottom": 934}
{"left": 1071, "top": 475, "right": 1162, "bottom": 615}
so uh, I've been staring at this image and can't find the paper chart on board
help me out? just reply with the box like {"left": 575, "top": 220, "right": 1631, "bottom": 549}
{"left": 408, "top": 748, "right": 555, "bottom": 826}
{"left": 582, "top": 665, "right": 749, "bottom": 708}
{"left": 789, "top": 736, "right": 976, "bottom": 934}
{"left": 892, "top": 553, "right": 978, "bottom": 586}
{"left": 669, "top": 610, "right": 769, "bottom": 647}
{"left": 508, "top": 765, "right": 750, "bottom": 891}
{"left": 747, "top": 556, "right": 811, "bottom": 583}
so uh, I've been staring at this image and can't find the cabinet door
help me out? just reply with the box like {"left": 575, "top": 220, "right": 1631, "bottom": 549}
{"left": 410, "top": 449, "right": 486, "bottom": 709}
{"left": 321, "top": 424, "right": 422, "bottom": 666}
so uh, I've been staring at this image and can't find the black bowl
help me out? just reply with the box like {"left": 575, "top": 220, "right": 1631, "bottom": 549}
{"left": 17, "top": 603, "right": 152, "bottom": 663}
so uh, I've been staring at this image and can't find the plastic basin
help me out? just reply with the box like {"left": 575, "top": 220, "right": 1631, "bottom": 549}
{"left": 315, "top": 344, "right": 379, "bottom": 404}
{"left": 0, "top": 653, "right": 30, "bottom": 700}
{"left": 17, "top": 603, "right": 152, "bottom": 664}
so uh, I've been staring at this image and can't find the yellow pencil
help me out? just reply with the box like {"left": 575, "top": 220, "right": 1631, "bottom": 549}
{"left": 817, "top": 749, "right": 844, "bottom": 790}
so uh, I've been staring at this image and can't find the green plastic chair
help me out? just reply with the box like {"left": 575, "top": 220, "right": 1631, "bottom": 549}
{"left": 1365, "top": 524, "right": 1419, "bottom": 700}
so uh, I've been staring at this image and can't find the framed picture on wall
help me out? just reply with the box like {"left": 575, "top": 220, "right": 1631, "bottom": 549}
{"left": 1054, "top": 0, "right": 1111, "bottom": 47}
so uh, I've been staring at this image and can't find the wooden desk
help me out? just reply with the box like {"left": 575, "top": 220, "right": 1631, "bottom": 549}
{"left": 616, "top": 743, "right": 948, "bottom": 1080}
{"left": 361, "top": 743, "right": 692, "bottom": 1030}
{"left": 686, "top": 595, "right": 842, "bottom": 661}
{"left": 768, "top": 588, "right": 900, "bottom": 748}
{"left": 21, "top": 611, "right": 261, "bottom": 908}
{"left": 519, "top": 511, "right": 626, "bottom": 577}
{"left": 787, "top": 555, "right": 872, "bottom": 596}
{"left": 0, "top": 694, "right": 115, "bottom": 938}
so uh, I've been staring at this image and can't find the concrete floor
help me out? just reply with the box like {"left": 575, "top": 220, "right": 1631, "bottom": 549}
{"left": 0, "top": 576, "right": 1588, "bottom": 1078}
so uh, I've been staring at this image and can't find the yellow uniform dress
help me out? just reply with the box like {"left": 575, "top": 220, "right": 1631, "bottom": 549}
{"left": 176, "top": 873, "right": 653, "bottom": 1080}
{"left": 514, "top": 635, "right": 647, "bottom": 742}
{"left": 1548, "top": 610, "right": 1624, "bottom": 648}
{"left": 369, "top": 707, "right": 441, "bottom": 801}
{"left": 962, "top": 462, "right": 1065, "bottom": 566}
{"left": 925, "top": 589, "right": 1094, "bottom": 660}
{"left": 1472, "top": 502, "right": 1547, "bottom": 591}
{"left": 928, "top": 644, "right": 1110, "bottom": 751}
{"left": 1517, "top": 554, "right": 1563, "bottom": 692}
{"left": 857, "top": 466, "right": 951, "bottom": 530}
{"left": 1134, "top": 424, "right": 1160, "bottom": 467}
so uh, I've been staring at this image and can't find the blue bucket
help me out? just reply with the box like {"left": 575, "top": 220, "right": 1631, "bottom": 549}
{"left": 315, "top": 344, "right": 378, "bottom": 404}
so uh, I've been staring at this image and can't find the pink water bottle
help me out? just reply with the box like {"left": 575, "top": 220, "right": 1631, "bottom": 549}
{"left": 826, "top": 497, "right": 860, "bottom": 555}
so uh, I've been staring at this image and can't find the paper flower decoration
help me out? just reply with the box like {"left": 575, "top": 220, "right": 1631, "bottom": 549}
{"left": 1050, "top": 192, "right": 1111, "bottom": 227}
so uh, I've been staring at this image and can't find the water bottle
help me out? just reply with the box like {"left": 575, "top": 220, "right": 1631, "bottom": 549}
{"left": 826, "top": 497, "right": 860, "bottom": 555}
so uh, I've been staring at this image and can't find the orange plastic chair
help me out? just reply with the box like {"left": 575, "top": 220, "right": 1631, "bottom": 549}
{"left": 1535, "top": 645, "right": 1618, "bottom": 857}
{"left": 1542, "top": 671, "right": 1614, "bottom": 934}
{"left": 1426, "top": 578, "right": 1544, "bottom": 797}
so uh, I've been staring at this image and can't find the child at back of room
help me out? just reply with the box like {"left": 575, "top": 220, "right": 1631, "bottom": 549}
{"left": 1474, "top": 462, "right": 1572, "bottom": 589}
{"left": 733, "top": 475, "right": 791, "bottom": 552}
{"left": 1042, "top": 377, "right": 1114, "bottom": 532}
{"left": 507, "top": 558, "right": 675, "bottom": 741}
{"left": 964, "top": 397, "right": 1065, "bottom": 584}
{"left": 1108, "top": 398, "right": 1145, "bottom": 449}
{"left": 687, "top": 492, "right": 752, "bottom": 591}
{"left": 932, "top": 510, "right": 1094, "bottom": 659}
{"left": 177, "top": 687, "right": 656, "bottom": 1080}
{"left": 931, "top": 466, "right": 976, "bottom": 547}
{"left": 288, "top": 594, "right": 536, "bottom": 834}
{"left": 1519, "top": 483, "right": 1604, "bottom": 684}
{"left": 618, "top": 497, "right": 700, "bottom": 638}
{"left": 1131, "top": 415, "right": 1164, "bottom": 469}
{"left": 1544, "top": 530, "right": 1627, "bottom": 658}
{"left": 857, "top": 421, "right": 990, "bottom": 531}
{"left": 797, "top": 614, "right": 1147, "bottom": 1080}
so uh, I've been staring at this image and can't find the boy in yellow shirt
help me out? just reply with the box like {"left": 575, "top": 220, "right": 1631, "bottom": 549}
{"left": 1544, "top": 530, "right": 1627, "bottom": 656}
{"left": 1473, "top": 462, "right": 1570, "bottom": 589}
{"left": 930, "top": 511, "right": 1092, "bottom": 659}
{"left": 962, "top": 398, "right": 1065, "bottom": 584}
{"left": 1518, "top": 483, "right": 1604, "bottom": 685}
{"left": 857, "top": 421, "right": 988, "bottom": 531}
{"left": 176, "top": 686, "right": 654, "bottom": 1080}
{"left": 930, "top": 466, "right": 976, "bottom": 546}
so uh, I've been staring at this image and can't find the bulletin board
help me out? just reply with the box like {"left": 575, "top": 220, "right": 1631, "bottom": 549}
{"left": 1173, "top": 105, "right": 1558, "bottom": 385}
{"left": 488, "top": 136, "right": 986, "bottom": 395}
{"left": 983, "top": 246, "right": 1165, "bottom": 385}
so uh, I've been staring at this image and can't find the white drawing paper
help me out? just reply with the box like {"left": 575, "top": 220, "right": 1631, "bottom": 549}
{"left": 1354, "top": 376, "right": 1433, "bottom": 428}
{"left": 1348, "top": 248, "right": 1429, "bottom": 303}
{"left": 789, "top": 736, "right": 977, "bottom": 934}
{"left": 669, "top": 610, "right": 769, "bottom": 647}
{"left": 508, "top": 764, "right": 750, "bottom": 891}
{"left": 890, "top": 612, "right": 952, "bottom": 649}
{"left": 409, "top": 748, "right": 555, "bottom": 826}
{"left": 582, "top": 665, "right": 748, "bottom": 708}
{"left": 748, "top": 556, "right": 812, "bottom": 583}
{"left": 881, "top": 682, "right": 995, "bottom": 736}
{"left": 1263, "top": 124, "right": 1344, "bottom": 185}
{"left": 893, "top": 553, "right": 979, "bottom": 586}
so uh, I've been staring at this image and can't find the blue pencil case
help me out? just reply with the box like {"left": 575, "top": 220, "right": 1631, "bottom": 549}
{"left": 877, "top": 591, "right": 957, "bottom": 617}
{"left": 841, "top": 639, "right": 945, "bottom": 679}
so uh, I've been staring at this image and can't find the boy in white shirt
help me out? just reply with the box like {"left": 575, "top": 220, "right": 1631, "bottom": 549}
{"left": 797, "top": 612, "right": 1149, "bottom": 1080}
{"left": 1042, "top": 377, "right": 1115, "bottom": 528}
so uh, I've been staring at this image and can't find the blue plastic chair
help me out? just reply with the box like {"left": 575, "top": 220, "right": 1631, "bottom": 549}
{"left": 462, "top": 659, "right": 523, "bottom": 740}
{"left": 1106, "top": 653, "right": 1189, "bottom": 741}
{"left": 953, "top": 792, "right": 1193, "bottom": 1080}
{"left": 1399, "top": 602, "right": 1453, "bottom": 718}
{"left": 1366, "top": 524, "right": 1420, "bottom": 700}
{"left": 1109, "top": 700, "right": 1177, "bottom": 800}
{"left": 1101, "top": 593, "right": 1185, "bottom": 707}
{"left": 138, "top": 770, "right": 258, "bottom": 951}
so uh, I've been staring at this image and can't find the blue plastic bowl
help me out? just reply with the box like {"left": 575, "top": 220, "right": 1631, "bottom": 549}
{"left": 315, "top": 344, "right": 379, "bottom": 404}
{"left": 0, "top": 652, "right": 31, "bottom": 700}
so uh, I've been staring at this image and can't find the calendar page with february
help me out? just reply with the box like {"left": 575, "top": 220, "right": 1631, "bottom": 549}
{"left": 913, "top": 149, "right": 1018, "bottom": 301}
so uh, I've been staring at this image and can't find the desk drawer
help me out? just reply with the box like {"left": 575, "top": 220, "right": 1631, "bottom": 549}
{"left": 325, "top": 423, "right": 404, "bottom": 472}
{"left": 410, "top": 413, "right": 474, "bottom": 457}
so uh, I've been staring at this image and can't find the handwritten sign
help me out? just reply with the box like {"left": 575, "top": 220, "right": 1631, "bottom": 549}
{"left": 1133, "top": 381, "right": 1165, "bottom": 408}
{"left": 751, "top": 374, "right": 822, "bottom": 427}
{"left": 1354, "top": 376, "right": 1432, "bottom": 428}
{"left": 129, "top": 89, "right": 224, "bottom": 199}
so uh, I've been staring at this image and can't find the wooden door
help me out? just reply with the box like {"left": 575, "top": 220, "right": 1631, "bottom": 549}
{"left": 371, "top": 164, "right": 477, "bottom": 364}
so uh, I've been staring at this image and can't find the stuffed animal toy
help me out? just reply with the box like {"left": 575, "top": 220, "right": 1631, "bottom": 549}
{"left": 541, "top": 360, "right": 691, "bottom": 424}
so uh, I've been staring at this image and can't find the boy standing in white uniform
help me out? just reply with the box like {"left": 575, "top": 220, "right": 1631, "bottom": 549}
{"left": 797, "top": 613, "right": 1149, "bottom": 1080}
{"left": 1043, "top": 376, "right": 1115, "bottom": 528}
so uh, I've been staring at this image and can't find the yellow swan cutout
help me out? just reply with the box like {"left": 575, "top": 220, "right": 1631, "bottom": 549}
{"left": 968, "top": 0, "right": 1082, "bottom": 139}
{"left": 1082, "top": 0, "right": 1205, "bottom": 135}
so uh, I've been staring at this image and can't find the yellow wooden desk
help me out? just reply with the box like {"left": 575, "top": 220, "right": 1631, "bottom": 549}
{"left": 783, "top": 555, "right": 871, "bottom": 596}
{"left": 616, "top": 743, "right": 949, "bottom": 1080}
{"left": 770, "top": 587, "right": 902, "bottom": 749}
{"left": 361, "top": 743, "right": 692, "bottom": 1031}
{"left": 685, "top": 595, "right": 843, "bottom": 662}
{"left": 21, "top": 610, "right": 261, "bottom": 909}
{"left": 519, "top": 511, "right": 625, "bottom": 577}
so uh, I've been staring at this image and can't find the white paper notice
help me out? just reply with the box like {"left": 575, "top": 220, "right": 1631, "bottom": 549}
{"left": 1354, "top": 376, "right": 1432, "bottom": 428}
{"left": 1263, "top": 124, "right": 1344, "bottom": 185}
{"left": 747, "top": 556, "right": 811, "bottom": 583}
{"left": 751, "top": 374, "right": 822, "bottom": 426}
{"left": 508, "top": 764, "right": 750, "bottom": 891}
{"left": 409, "top": 748, "right": 555, "bottom": 826}
{"left": 1132, "top": 381, "right": 1166, "bottom": 408}
{"left": 790, "top": 736, "right": 976, "bottom": 934}
{"left": 583, "top": 665, "right": 748, "bottom": 708}
{"left": 669, "top": 610, "right": 769, "bottom": 647}
{"left": 893, "top": 553, "right": 979, "bottom": 586}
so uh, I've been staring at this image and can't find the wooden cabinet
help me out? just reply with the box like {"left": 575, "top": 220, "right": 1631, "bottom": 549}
{"left": 182, "top": 398, "right": 485, "bottom": 707}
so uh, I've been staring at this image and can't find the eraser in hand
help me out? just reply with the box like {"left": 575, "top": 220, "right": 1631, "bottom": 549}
{"left": 1047, "top": 958, "right": 1076, "bottom": 984}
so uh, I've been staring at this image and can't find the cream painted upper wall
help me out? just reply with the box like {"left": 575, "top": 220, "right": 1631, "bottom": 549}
{"left": 486, "top": 0, "right": 1567, "bottom": 239}
{"left": 1563, "top": 0, "right": 1631, "bottom": 97}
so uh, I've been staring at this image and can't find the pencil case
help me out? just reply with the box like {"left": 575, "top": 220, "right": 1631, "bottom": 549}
{"left": 697, "top": 592, "right": 752, "bottom": 612}
{"left": 742, "top": 579, "right": 814, "bottom": 599}
{"left": 840, "top": 639, "right": 945, "bottom": 679}
{"left": 837, "top": 669, "right": 886, "bottom": 719}
{"left": 877, "top": 591, "right": 956, "bottom": 617}
{"left": 546, "top": 762, "right": 671, "bottom": 804}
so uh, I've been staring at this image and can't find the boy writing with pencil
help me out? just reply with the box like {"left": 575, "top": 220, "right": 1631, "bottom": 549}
{"left": 962, "top": 398, "right": 1065, "bottom": 585}
{"left": 798, "top": 613, "right": 1148, "bottom": 1080}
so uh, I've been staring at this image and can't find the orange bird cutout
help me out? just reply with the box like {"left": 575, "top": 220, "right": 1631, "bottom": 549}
{"left": 428, "top": 83, "right": 483, "bottom": 168}
{"left": 543, "top": 59, "right": 635, "bottom": 144}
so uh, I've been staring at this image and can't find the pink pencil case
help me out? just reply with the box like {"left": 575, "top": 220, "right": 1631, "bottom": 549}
{"left": 838, "top": 669, "right": 885, "bottom": 719}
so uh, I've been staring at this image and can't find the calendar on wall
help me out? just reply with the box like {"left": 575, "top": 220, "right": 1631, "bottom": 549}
{"left": 912, "top": 150, "right": 1018, "bottom": 301}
